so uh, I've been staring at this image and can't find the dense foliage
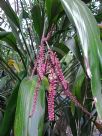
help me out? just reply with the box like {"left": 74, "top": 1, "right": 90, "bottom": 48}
{"left": 0, "top": 0, "right": 102, "bottom": 136}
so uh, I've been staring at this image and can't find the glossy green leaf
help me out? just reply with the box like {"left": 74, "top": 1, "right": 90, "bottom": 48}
{"left": 0, "top": 82, "right": 20, "bottom": 136}
{"left": 14, "top": 76, "right": 47, "bottom": 136}
{"left": 45, "top": 0, "right": 52, "bottom": 22}
{"left": 7, "top": 18, "right": 25, "bottom": 53}
{"left": 0, "top": 71, "right": 26, "bottom": 136}
{"left": 0, "top": 31, "right": 25, "bottom": 69}
{"left": 31, "top": 4, "right": 44, "bottom": 39}
{"left": 42, "top": 76, "right": 49, "bottom": 90}
{"left": 73, "top": 66, "right": 85, "bottom": 101}
{"left": 71, "top": 66, "right": 85, "bottom": 115}
{"left": 60, "top": 0, "right": 102, "bottom": 118}
{"left": 0, "top": 0, "right": 20, "bottom": 28}
{"left": 0, "top": 1, "right": 25, "bottom": 53}
{"left": 45, "top": 0, "right": 63, "bottom": 23}
{"left": 53, "top": 43, "right": 69, "bottom": 59}
{"left": 0, "top": 31, "right": 18, "bottom": 51}
{"left": 65, "top": 37, "right": 82, "bottom": 62}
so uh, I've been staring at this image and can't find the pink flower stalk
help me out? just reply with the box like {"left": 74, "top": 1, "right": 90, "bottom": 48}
{"left": 48, "top": 49, "right": 91, "bottom": 116}
{"left": 37, "top": 44, "right": 46, "bottom": 80}
{"left": 47, "top": 65, "right": 57, "bottom": 120}
{"left": 68, "top": 91, "right": 91, "bottom": 116}
{"left": 29, "top": 78, "right": 41, "bottom": 117}
{"left": 30, "top": 27, "right": 91, "bottom": 120}
{"left": 48, "top": 49, "right": 68, "bottom": 90}
{"left": 48, "top": 85, "right": 55, "bottom": 120}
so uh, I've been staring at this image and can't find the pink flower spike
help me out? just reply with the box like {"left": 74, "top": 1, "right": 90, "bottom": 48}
{"left": 48, "top": 49, "right": 69, "bottom": 91}
{"left": 37, "top": 44, "right": 45, "bottom": 79}
{"left": 47, "top": 65, "right": 57, "bottom": 121}
{"left": 29, "top": 78, "right": 41, "bottom": 117}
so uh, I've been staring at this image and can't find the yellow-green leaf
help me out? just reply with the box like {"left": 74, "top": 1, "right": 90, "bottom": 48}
{"left": 14, "top": 76, "right": 46, "bottom": 136}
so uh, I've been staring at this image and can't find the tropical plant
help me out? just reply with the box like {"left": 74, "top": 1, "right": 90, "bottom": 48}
{"left": 0, "top": 0, "right": 102, "bottom": 136}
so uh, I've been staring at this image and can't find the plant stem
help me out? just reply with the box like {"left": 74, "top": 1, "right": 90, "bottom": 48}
{"left": 19, "top": 0, "right": 33, "bottom": 63}
{"left": 19, "top": 28, "right": 32, "bottom": 62}
{"left": 26, "top": 19, "right": 35, "bottom": 53}
{"left": 16, "top": 48, "right": 27, "bottom": 71}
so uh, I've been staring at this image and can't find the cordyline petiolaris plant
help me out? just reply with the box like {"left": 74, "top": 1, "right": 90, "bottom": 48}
{"left": 30, "top": 26, "right": 91, "bottom": 121}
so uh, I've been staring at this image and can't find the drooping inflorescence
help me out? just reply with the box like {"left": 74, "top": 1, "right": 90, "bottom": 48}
{"left": 48, "top": 49, "right": 68, "bottom": 91}
{"left": 29, "top": 78, "right": 41, "bottom": 117}
{"left": 47, "top": 63, "right": 58, "bottom": 120}
{"left": 30, "top": 27, "right": 91, "bottom": 120}
{"left": 37, "top": 44, "right": 46, "bottom": 80}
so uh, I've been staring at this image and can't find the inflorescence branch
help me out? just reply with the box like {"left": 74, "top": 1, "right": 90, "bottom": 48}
{"left": 30, "top": 26, "right": 91, "bottom": 120}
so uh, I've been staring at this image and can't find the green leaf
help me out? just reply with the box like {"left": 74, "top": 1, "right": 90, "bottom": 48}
{"left": 60, "top": 0, "right": 102, "bottom": 118}
{"left": 73, "top": 66, "right": 85, "bottom": 101}
{"left": 0, "top": 31, "right": 18, "bottom": 52}
{"left": 22, "top": 10, "right": 29, "bottom": 19}
{"left": 45, "top": 0, "right": 63, "bottom": 24}
{"left": 42, "top": 76, "right": 49, "bottom": 90}
{"left": 71, "top": 66, "right": 85, "bottom": 115}
{"left": 0, "top": 70, "right": 26, "bottom": 136}
{"left": 14, "top": 76, "right": 46, "bottom": 136}
{"left": 0, "top": 2, "right": 25, "bottom": 54}
{"left": 65, "top": 37, "right": 83, "bottom": 64}
{"left": 0, "top": 82, "right": 20, "bottom": 136}
{"left": 53, "top": 43, "right": 69, "bottom": 59}
{"left": 31, "top": 4, "right": 44, "bottom": 39}
{"left": 0, "top": 30, "right": 26, "bottom": 69}
{"left": 45, "top": 0, "right": 52, "bottom": 21}
{"left": 0, "top": 0, "right": 20, "bottom": 28}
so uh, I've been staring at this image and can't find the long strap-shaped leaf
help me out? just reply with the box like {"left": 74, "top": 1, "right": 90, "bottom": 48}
{"left": 0, "top": 82, "right": 20, "bottom": 136}
{"left": 60, "top": 0, "right": 102, "bottom": 118}
{"left": 0, "top": 0, "right": 20, "bottom": 28}
{"left": 14, "top": 76, "right": 46, "bottom": 136}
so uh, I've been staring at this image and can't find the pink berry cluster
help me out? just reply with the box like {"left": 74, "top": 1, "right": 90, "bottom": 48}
{"left": 30, "top": 27, "right": 91, "bottom": 120}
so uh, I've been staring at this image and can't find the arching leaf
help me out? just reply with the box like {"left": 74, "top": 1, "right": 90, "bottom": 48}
{"left": 60, "top": 0, "right": 102, "bottom": 119}
{"left": 0, "top": 0, "right": 20, "bottom": 28}
{"left": 31, "top": 4, "right": 44, "bottom": 39}
{"left": 14, "top": 76, "right": 48, "bottom": 136}
{"left": 0, "top": 82, "right": 20, "bottom": 136}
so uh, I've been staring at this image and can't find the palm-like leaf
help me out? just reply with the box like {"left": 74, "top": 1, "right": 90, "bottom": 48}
{"left": 60, "top": 0, "right": 102, "bottom": 119}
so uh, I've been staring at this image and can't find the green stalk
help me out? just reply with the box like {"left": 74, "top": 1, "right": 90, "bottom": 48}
{"left": 20, "top": 0, "right": 35, "bottom": 53}
{"left": 19, "top": 0, "right": 33, "bottom": 63}
{"left": 25, "top": 19, "right": 35, "bottom": 55}
{"left": 16, "top": 48, "right": 27, "bottom": 71}
{"left": 19, "top": 28, "right": 32, "bottom": 63}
